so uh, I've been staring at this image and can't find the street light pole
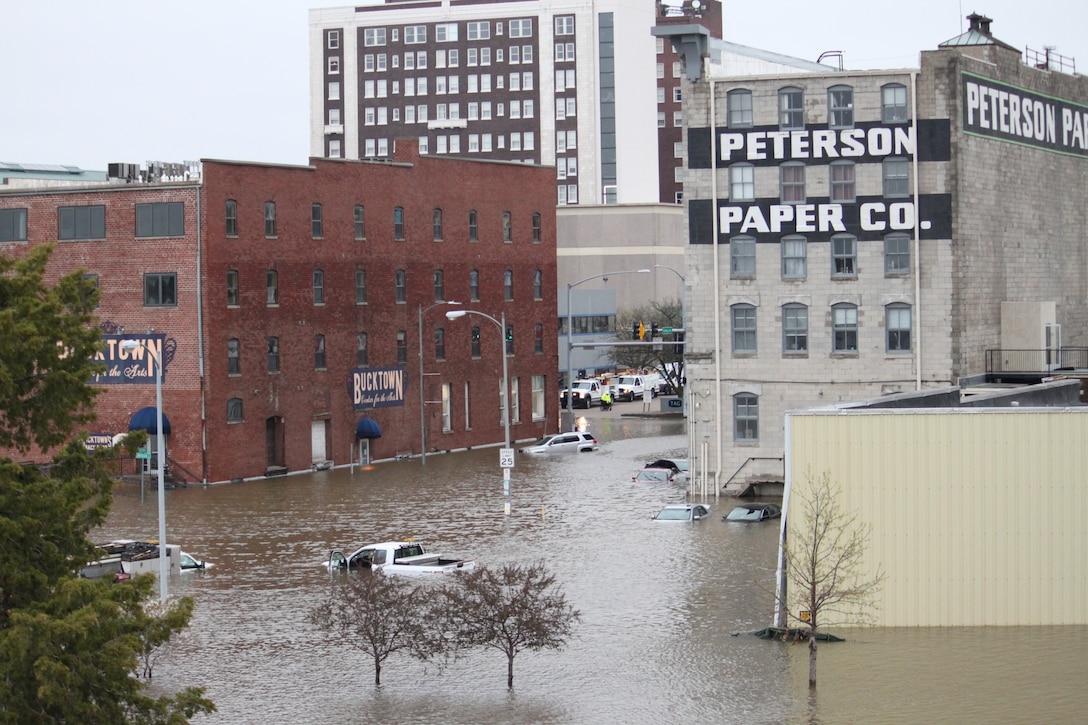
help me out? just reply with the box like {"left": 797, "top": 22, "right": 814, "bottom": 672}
{"left": 564, "top": 269, "right": 651, "bottom": 432}
{"left": 419, "top": 301, "right": 461, "bottom": 466}
{"left": 446, "top": 309, "right": 511, "bottom": 513}
{"left": 122, "top": 338, "right": 168, "bottom": 605}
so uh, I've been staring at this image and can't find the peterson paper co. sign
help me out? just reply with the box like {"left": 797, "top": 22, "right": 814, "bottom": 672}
{"left": 962, "top": 72, "right": 1088, "bottom": 157}
{"left": 350, "top": 366, "right": 406, "bottom": 410}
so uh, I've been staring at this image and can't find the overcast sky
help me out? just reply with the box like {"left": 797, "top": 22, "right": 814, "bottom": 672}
{"left": 2, "top": 0, "right": 1083, "bottom": 171}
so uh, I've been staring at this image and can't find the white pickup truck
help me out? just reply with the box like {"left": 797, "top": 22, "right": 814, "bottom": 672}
{"left": 560, "top": 379, "right": 604, "bottom": 408}
{"left": 612, "top": 374, "right": 661, "bottom": 402}
{"left": 326, "top": 540, "right": 476, "bottom": 576}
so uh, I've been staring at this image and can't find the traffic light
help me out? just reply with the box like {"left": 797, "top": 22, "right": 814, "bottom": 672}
{"left": 637, "top": 321, "right": 647, "bottom": 340}
{"left": 674, "top": 332, "right": 684, "bottom": 355}
{"left": 651, "top": 323, "right": 659, "bottom": 339}
{"left": 633, "top": 321, "right": 640, "bottom": 340}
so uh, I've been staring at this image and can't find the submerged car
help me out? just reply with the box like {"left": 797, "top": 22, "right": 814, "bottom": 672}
{"left": 520, "top": 431, "right": 599, "bottom": 454}
{"left": 645, "top": 458, "right": 689, "bottom": 475}
{"left": 724, "top": 503, "right": 782, "bottom": 522}
{"left": 633, "top": 467, "right": 677, "bottom": 483}
{"left": 651, "top": 503, "right": 711, "bottom": 521}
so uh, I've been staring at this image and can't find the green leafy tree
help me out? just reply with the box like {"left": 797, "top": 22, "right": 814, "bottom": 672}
{"left": 613, "top": 297, "right": 685, "bottom": 396}
{"left": 443, "top": 563, "right": 580, "bottom": 688}
{"left": 0, "top": 245, "right": 214, "bottom": 722}
{"left": 308, "top": 572, "right": 445, "bottom": 685}
{"left": 776, "top": 471, "right": 884, "bottom": 689}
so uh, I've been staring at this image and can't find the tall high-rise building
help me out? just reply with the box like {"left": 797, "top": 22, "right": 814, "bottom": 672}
{"left": 309, "top": 0, "right": 722, "bottom": 205}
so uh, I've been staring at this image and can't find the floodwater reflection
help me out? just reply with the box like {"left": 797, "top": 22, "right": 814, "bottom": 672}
{"left": 98, "top": 417, "right": 1088, "bottom": 724}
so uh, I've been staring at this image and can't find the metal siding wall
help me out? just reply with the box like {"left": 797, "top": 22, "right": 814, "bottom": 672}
{"left": 787, "top": 409, "right": 1088, "bottom": 626}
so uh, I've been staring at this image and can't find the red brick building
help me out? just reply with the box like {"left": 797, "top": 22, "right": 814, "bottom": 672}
{"left": 0, "top": 142, "right": 557, "bottom": 482}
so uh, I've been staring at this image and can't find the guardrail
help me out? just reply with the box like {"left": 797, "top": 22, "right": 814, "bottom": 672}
{"left": 985, "top": 348, "right": 1088, "bottom": 373}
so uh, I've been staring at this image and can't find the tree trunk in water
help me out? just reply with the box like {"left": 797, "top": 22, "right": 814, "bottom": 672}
{"left": 375, "top": 657, "right": 382, "bottom": 686}
{"left": 507, "top": 654, "right": 515, "bottom": 689}
{"left": 808, "top": 634, "right": 818, "bottom": 688}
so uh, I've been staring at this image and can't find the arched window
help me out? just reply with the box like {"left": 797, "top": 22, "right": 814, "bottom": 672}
{"left": 504, "top": 269, "right": 514, "bottom": 301}
{"left": 886, "top": 304, "right": 912, "bottom": 352}
{"left": 734, "top": 394, "right": 758, "bottom": 441}
{"left": 225, "top": 199, "right": 238, "bottom": 236}
{"left": 227, "top": 338, "right": 240, "bottom": 375}
{"left": 227, "top": 398, "right": 243, "bottom": 422}
{"left": 727, "top": 89, "right": 753, "bottom": 128}
{"left": 731, "top": 304, "right": 757, "bottom": 353}
{"left": 433, "top": 208, "right": 443, "bottom": 240}
{"left": 354, "top": 204, "right": 366, "bottom": 239}
{"left": 828, "top": 85, "right": 854, "bottom": 128}
{"left": 832, "top": 303, "right": 858, "bottom": 353}
{"left": 779, "top": 87, "right": 803, "bottom": 129}
{"left": 782, "top": 303, "right": 808, "bottom": 353}
{"left": 881, "top": 83, "right": 908, "bottom": 123}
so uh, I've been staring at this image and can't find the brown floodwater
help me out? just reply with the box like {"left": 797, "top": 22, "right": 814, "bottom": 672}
{"left": 97, "top": 414, "right": 1088, "bottom": 724}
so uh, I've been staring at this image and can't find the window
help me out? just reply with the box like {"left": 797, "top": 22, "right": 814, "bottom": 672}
{"left": 779, "top": 87, "right": 803, "bottom": 130}
{"left": 394, "top": 269, "right": 406, "bottom": 302}
{"left": 505, "top": 324, "right": 514, "bottom": 355}
{"left": 0, "top": 208, "right": 27, "bottom": 242}
{"left": 313, "top": 269, "right": 325, "bottom": 304}
{"left": 882, "top": 83, "right": 908, "bottom": 123}
{"left": 354, "top": 205, "right": 365, "bottom": 239}
{"left": 502, "top": 211, "right": 512, "bottom": 242}
{"left": 394, "top": 207, "right": 405, "bottom": 240}
{"left": 887, "top": 304, "right": 912, "bottom": 352}
{"left": 436, "top": 22, "right": 457, "bottom": 42}
{"left": 509, "top": 18, "right": 532, "bottom": 37}
{"left": 832, "top": 303, "right": 858, "bottom": 352}
{"left": 730, "top": 236, "right": 756, "bottom": 278}
{"left": 468, "top": 210, "right": 478, "bottom": 241}
{"left": 225, "top": 200, "right": 237, "bottom": 236}
{"left": 532, "top": 213, "right": 542, "bottom": 242}
{"left": 885, "top": 233, "right": 911, "bottom": 276}
{"left": 780, "top": 163, "right": 805, "bottom": 203}
{"left": 434, "top": 327, "right": 446, "bottom": 360}
{"left": 728, "top": 89, "right": 753, "bottom": 127}
{"left": 329, "top": 140, "right": 341, "bottom": 159}
{"left": 266, "top": 270, "right": 278, "bottom": 305}
{"left": 532, "top": 375, "right": 545, "bottom": 420}
{"left": 404, "top": 25, "right": 426, "bottom": 44}
{"left": 467, "top": 21, "right": 490, "bottom": 40}
{"left": 144, "top": 273, "right": 177, "bottom": 307}
{"left": 227, "top": 398, "right": 243, "bottom": 422}
{"left": 732, "top": 304, "right": 757, "bottom": 353}
{"left": 396, "top": 330, "right": 407, "bottom": 364}
{"left": 364, "top": 28, "right": 386, "bottom": 46}
{"left": 533, "top": 269, "right": 543, "bottom": 300}
{"left": 226, "top": 269, "right": 239, "bottom": 306}
{"left": 783, "top": 304, "right": 809, "bottom": 353}
{"left": 504, "top": 269, "right": 514, "bottom": 301}
{"left": 534, "top": 323, "right": 544, "bottom": 354}
{"left": 327, "top": 30, "right": 340, "bottom": 49}
{"left": 831, "top": 234, "right": 857, "bottom": 277}
{"left": 734, "top": 394, "right": 759, "bottom": 441}
{"left": 311, "top": 203, "right": 323, "bottom": 238}
{"left": 328, "top": 82, "right": 340, "bottom": 101}
{"left": 510, "top": 377, "right": 520, "bottom": 424}
{"left": 328, "top": 56, "right": 340, "bottom": 74}
{"left": 781, "top": 235, "right": 807, "bottom": 279}
{"left": 267, "top": 336, "right": 280, "bottom": 372}
{"left": 470, "top": 326, "right": 481, "bottom": 358}
{"left": 883, "top": 157, "right": 910, "bottom": 198}
{"left": 469, "top": 269, "right": 479, "bottom": 301}
{"left": 355, "top": 269, "right": 367, "bottom": 303}
{"left": 556, "top": 15, "right": 574, "bottom": 34}
{"left": 828, "top": 85, "right": 854, "bottom": 128}
{"left": 830, "top": 161, "right": 856, "bottom": 202}
{"left": 433, "top": 269, "right": 445, "bottom": 302}
{"left": 313, "top": 335, "right": 327, "bottom": 370}
{"left": 356, "top": 332, "right": 368, "bottom": 365}
{"left": 264, "top": 202, "right": 276, "bottom": 237}
{"left": 441, "top": 383, "right": 452, "bottom": 432}
{"left": 227, "top": 338, "right": 241, "bottom": 375}
{"left": 58, "top": 205, "right": 105, "bottom": 240}
{"left": 729, "top": 164, "right": 754, "bottom": 201}
{"left": 432, "top": 208, "right": 443, "bottom": 240}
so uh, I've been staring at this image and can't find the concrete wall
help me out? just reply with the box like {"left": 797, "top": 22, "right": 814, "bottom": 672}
{"left": 785, "top": 407, "right": 1088, "bottom": 626}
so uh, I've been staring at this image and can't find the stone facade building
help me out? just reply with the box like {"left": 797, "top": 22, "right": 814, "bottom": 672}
{"left": 670, "top": 15, "right": 1088, "bottom": 489}
{"left": 0, "top": 143, "right": 557, "bottom": 483}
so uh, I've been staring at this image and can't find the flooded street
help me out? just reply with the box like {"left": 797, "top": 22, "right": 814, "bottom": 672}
{"left": 98, "top": 413, "right": 1088, "bottom": 724}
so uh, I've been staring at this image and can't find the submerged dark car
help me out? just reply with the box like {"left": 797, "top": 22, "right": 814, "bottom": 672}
{"left": 724, "top": 503, "right": 782, "bottom": 522}
{"left": 651, "top": 503, "right": 711, "bottom": 521}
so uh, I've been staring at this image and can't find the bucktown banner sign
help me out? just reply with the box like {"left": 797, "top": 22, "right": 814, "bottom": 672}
{"left": 349, "top": 366, "right": 406, "bottom": 410}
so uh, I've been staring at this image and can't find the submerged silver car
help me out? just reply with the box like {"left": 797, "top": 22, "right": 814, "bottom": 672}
{"left": 520, "top": 431, "right": 599, "bottom": 454}
{"left": 651, "top": 503, "right": 711, "bottom": 521}
{"left": 724, "top": 503, "right": 782, "bottom": 522}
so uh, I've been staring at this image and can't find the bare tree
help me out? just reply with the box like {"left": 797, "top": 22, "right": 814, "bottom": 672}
{"left": 308, "top": 573, "right": 443, "bottom": 685}
{"left": 612, "top": 298, "right": 685, "bottom": 395}
{"left": 443, "top": 563, "right": 580, "bottom": 688}
{"left": 776, "top": 471, "right": 884, "bottom": 688}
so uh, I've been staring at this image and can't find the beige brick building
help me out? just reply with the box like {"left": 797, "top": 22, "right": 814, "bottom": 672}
{"left": 666, "top": 15, "right": 1088, "bottom": 490}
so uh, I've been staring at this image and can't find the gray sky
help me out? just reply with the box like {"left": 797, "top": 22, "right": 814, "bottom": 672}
{"left": 2, "top": 0, "right": 1083, "bottom": 171}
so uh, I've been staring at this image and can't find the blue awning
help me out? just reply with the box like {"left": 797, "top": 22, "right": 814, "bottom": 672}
{"left": 355, "top": 417, "right": 382, "bottom": 439}
{"left": 128, "top": 407, "right": 171, "bottom": 435}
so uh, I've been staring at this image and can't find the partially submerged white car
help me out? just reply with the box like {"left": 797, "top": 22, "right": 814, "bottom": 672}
{"left": 326, "top": 540, "right": 476, "bottom": 576}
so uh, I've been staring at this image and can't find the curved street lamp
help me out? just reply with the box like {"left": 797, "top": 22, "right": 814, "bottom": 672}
{"left": 564, "top": 269, "right": 650, "bottom": 431}
{"left": 121, "top": 338, "right": 168, "bottom": 605}
{"left": 419, "top": 301, "right": 461, "bottom": 466}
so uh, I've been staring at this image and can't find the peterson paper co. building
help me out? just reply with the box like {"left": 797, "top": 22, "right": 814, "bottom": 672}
{"left": 668, "top": 15, "right": 1088, "bottom": 489}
